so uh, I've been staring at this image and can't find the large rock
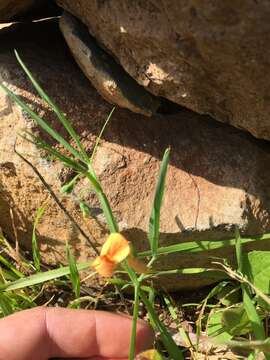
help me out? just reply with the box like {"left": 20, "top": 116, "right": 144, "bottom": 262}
{"left": 0, "top": 0, "right": 60, "bottom": 23}
{"left": 59, "top": 12, "right": 160, "bottom": 116}
{"left": 57, "top": 0, "right": 270, "bottom": 140}
{"left": 1, "top": 19, "right": 270, "bottom": 290}
{"left": 0, "top": 0, "right": 41, "bottom": 22}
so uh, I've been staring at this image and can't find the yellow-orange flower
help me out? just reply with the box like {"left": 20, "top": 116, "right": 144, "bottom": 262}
{"left": 92, "top": 233, "right": 130, "bottom": 277}
{"left": 92, "top": 233, "right": 148, "bottom": 277}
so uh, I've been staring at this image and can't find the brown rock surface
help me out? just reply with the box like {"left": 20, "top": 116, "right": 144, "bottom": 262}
{"left": 0, "top": 0, "right": 61, "bottom": 23}
{"left": 58, "top": 0, "right": 270, "bottom": 140}
{"left": 59, "top": 12, "right": 160, "bottom": 116}
{"left": 0, "top": 0, "right": 43, "bottom": 22}
{"left": 1, "top": 19, "right": 270, "bottom": 289}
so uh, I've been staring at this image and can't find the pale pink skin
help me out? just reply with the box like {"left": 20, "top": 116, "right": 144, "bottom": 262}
{"left": 0, "top": 307, "right": 154, "bottom": 360}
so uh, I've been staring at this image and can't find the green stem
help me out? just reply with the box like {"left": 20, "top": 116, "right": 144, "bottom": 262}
{"left": 129, "top": 284, "right": 140, "bottom": 360}
{"left": 124, "top": 263, "right": 183, "bottom": 360}
{"left": 85, "top": 170, "right": 118, "bottom": 233}
{"left": 147, "top": 256, "right": 157, "bottom": 268}
{"left": 139, "top": 290, "right": 184, "bottom": 360}
{"left": 97, "top": 191, "right": 119, "bottom": 233}
{"left": 85, "top": 161, "right": 182, "bottom": 359}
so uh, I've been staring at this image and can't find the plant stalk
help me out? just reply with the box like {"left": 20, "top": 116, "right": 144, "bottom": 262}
{"left": 129, "top": 284, "right": 140, "bottom": 360}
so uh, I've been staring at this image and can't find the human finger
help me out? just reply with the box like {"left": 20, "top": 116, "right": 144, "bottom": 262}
{"left": 0, "top": 307, "right": 154, "bottom": 360}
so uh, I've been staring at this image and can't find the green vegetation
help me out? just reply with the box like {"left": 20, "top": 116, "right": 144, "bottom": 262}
{"left": 1, "top": 52, "right": 270, "bottom": 359}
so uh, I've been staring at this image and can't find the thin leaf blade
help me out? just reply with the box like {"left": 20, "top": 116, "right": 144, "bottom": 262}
{"left": 15, "top": 50, "right": 90, "bottom": 163}
{"left": 0, "top": 83, "right": 85, "bottom": 163}
{"left": 1, "top": 262, "right": 91, "bottom": 292}
{"left": 32, "top": 204, "right": 47, "bottom": 272}
{"left": 148, "top": 148, "right": 170, "bottom": 257}
{"left": 66, "top": 243, "right": 80, "bottom": 299}
{"left": 138, "top": 233, "right": 270, "bottom": 258}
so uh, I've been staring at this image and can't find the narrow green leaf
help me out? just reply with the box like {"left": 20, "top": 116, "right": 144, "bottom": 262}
{"left": 163, "top": 294, "right": 193, "bottom": 349}
{"left": 243, "top": 292, "right": 267, "bottom": 358}
{"left": 139, "top": 289, "right": 184, "bottom": 360}
{"left": 97, "top": 190, "right": 119, "bottom": 233}
{"left": 1, "top": 262, "right": 91, "bottom": 292}
{"left": 87, "top": 164, "right": 118, "bottom": 232}
{"left": 0, "top": 254, "right": 23, "bottom": 278}
{"left": 107, "top": 278, "right": 153, "bottom": 293}
{"left": 148, "top": 148, "right": 170, "bottom": 257}
{"left": 148, "top": 284, "right": 155, "bottom": 304}
{"left": 68, "top": 295, "right": 97, "bottom": 308}
{"left": 91, "top": 107, "right": 115, "bottom": 162}
{"left": 204, "top": 281, "right": 231, "bottom": 303}
{"left": 216, "top": 283, "right": 241, "bottom": 306}
{"left": 0, "top": 268, "right": 19, "bottom": 282}
{"left": 15, "top": 50, "right": 90, "bottom": 163}
{"left": 13, "top": 293, "right": 36, "bottom": 308}
{"left": 79, "top": 201, "right": 91, "bottom": 218}
{"left": 60, "top": 174, "right": 80, "bottom": 194}
{"left": 21, "top": 131, "right": 87, "bottom": 173}
{"left": 66, "top": 243, "right": 80, "bottom": 299}
{"left": 129, "top": 284, "right": 140, "bottom": 360}
{"left": 86, "top": 170, "right": 103, "bottom": 193}
{"left": 235, "top": 226, "right": 242, "bottom": 273}
{"left": 0, "top": 83, "right": 85, "bottom": 164}
{"left": 138, "top": 233, "right": 270, "bottom": 258}
{"left": 124, "top": 263, "right": 182, "bottom": 358}
{"left": 0, "top": 293, "right": 13, "bottom": 316}
{"left": 146, "top": 267, "right": 224, "bottom": 277}
{"left": 234, "top": 230, "right": 266, "bottom": 348}
{"left": 32, "top": 204, "right": 47, "bottom": 272}
{"left": 242, "top": 288, "right": 265, "bottom": 340}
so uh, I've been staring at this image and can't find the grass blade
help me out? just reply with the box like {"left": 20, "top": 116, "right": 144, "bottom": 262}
{"left": 235, "top": 226, "right": 242, "bottom": 273}
{"left": 79, "top": 201, "right": 91, "bottom": 218}
{"left": 14, "top": 50, "right": 90, "bottom": 163}
{"left": 148, "top": 148, "right": 170, "bottom": 257}
{"left": 139, "top": 289, "right": 184, "bottom": 360}
{"left": 91, "top": 107, "right": 115, "bottom": 162}
{"left": 0, "top": 254, "right": 24, "bottom": 278}
{"left": 97, "top": 190, "right": 119, "bottom": 233}
{"left": 85, "top": 170, "right": 103, "bottom": 193}
{"left": 1, "top": 262, "right": 91, "bottom": 292}
{"left": 13, "top": 293, "right": 36, "bottom": 308}
{"left": 21, "top": 131, "right": 87, "bottom": 173}
{"left": 163, "top": 294, "right": 193, "bottom": 350}
{"left": 138, "top": 233, "right": 270, "bottom": 258}
{"left": 0, "top": 293, "right": 13, "bottom": 316}
{"left": 32, "top": 204, "right": 47, "bottom": 272}
{"left": 144, "top": 267, "right": 225, "bottom": 280}
{"left": 85, "top": 166, "right": 118, "bottom": 232}
{"left": 60, "top": 174, "right": 80, "bottom": 194}
{"left": 0, "top": 268, "right": 19, "bottom": 282}
{"left": 235, "top": 230, "right": 265, "bottom": 339}
{"left": 129, "top": 284, "right": 140, "bottom": 360}
{"left": 66, "top": 243, "right": 80, "bottom": 299}
{"left": 243, "top": 289, "right": 265, "bottom": 340}
{"left": 235, "top": 230, "right": 268, "bottom": 358}
{"left": 0, "top": 83, "right": 86, "bottom": 164}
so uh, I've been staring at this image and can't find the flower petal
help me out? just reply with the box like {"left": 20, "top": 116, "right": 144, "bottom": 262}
{"left": 92, "top": 255, "right": 116, "bottom": 277}
{"left": 101, "top": 233, "right": 130, "bottom": 264}
{"left": 128, "top": 256, "right": 149, "bottom": 274}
